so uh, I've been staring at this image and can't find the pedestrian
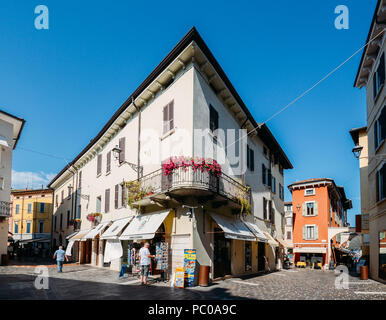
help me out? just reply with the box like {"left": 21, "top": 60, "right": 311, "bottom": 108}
{"left": 53, "top": 246, "right": 68, "bottom": 273}
{"left": 139, "top": 242, "right": 155, "bottom": 285}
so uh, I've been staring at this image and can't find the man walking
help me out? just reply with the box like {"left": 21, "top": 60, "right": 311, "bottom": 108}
{"left": 53, "top": 246, "right": 68, "bottom": 272}
{"left": 139, "top": 242, "right": 154, "bottom": 285}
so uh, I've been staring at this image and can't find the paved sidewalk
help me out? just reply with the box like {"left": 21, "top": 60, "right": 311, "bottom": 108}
{"left": 0, "top": 265, "right": 385, "bottom": 300}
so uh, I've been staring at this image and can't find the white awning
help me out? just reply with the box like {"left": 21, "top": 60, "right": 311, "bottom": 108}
{"left": 100, "top": 217, "right": 134, "bottom": 240}
{"left": 104, "top": 239, "right": 123, "bottom": 263}
{"left": 65, "top": 240, "right": 75, "bottom": 256}
{"left": 66, "top": 231, "right": 78, "bottom": 240}
{"left": 263, "top": 232, "right": 279, "bottom": 247}
{"left": 119, "top": 210, "right": 170, "bottom": 241}
{"left": 68, "top": 229, "right": 91, "bottom": 241}
{"left": 276, "top": 238, "right": 293, "bottom": 248}
{"left": 81, "top": 221, "right": 111, "bottom": 241}
{"left": 210, "top": 212, "right": 255, "bottom": 241}
{"left": 243, "top": 221, "right": 268, "bottom": 242}
{"left": 294, "top": 247, "right": 327, "bottom": 254}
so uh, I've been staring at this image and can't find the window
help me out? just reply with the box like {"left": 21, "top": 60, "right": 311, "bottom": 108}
{"left": 263, "top": 197, "right": 268, "bottom": 220}
{"left": 374, "top": 105, "right": 386, "bottom": 151}
{"left": 118, "top": 137, "right": 126, "bottom": 163}
{"left": 55, "top": 194, "right": 58, "bottom": 207}
{"left": 305, "top": 188, "right": 315, "bottom": 196}
{"left": 15, "top": 204, "right": 20, "bottom": 214}
{"left": 61, "top": 190, "right": 64, "bottom": 203}
{"left": 163, "top": 101, "right": 174, "bottom": 134}
{"left": 269, "top": 202, "right": 274, "bottom": 224}
{"left": 66, "top": 210, "right": 70, "bottom": 228}
{"left": 0, "top": 177, "right": 4, "bottom": 190}
{"left": 373, "top": 52, "right": 385, "bottom": 100}
{"left": 106, "top": 151, "right": 111, "bottom": 173}
{"left": 263, "top": 146, "right": 268, "bottom": 157}
{"left": 26, "top": 221, "right": 31, "bottom": 234}
{"left": 262, "top": 164, "right": 267, "bottom": 185}
{"left": 279, "top": 184, "right": 284, "bottom": 200}
{"left": 114, "top": 184, "right": 123, "bottom": 209}
{"left": 39, "top": 202, "right": 45, "bottom": 213}
{"left": 247, "top": 145, "right": 254, "bottom": 171}
{"left": 14, "top": 223, "right": 19, "bottom": 233}
{"left": 96, "top": 196, "right": 101, "bottom": 213}
{"left": 376, "top": 163, "right": 386, "bottom": 202}
{"left": 39, "top": 221, "right": 44, "bottom": 233}
{"left": 303, "top": 225, "right": 318, "bottom": 240}
{"left": 97, "top": 154, "right": 102, "bottom": 175}
{"left": 286, "top": 231, "right": 291, "bottom": 240}
{"left": 303, "top": 201, "right": 318, "bottom": 216}
{"left": 105, "top": 189, "right": 110, "bottom": 213}
{"left": 67, "top": 185, "right": 71, "bottom": 198}
{"left": 271, "top": 177, "right": 276, "bottom": 193}
{"left": 279, "top": 164, "right": 283, "bottom": 175}
{"left": 245, "top": 242, "right": 252, "bottom": 271}
{"left": 60, "top": 214, "right": 63, "bottom": 229}
{"left": 209, "top": 104, "right": 218, "bottom": 133}
{"left": 27, "top": 203, "right": 32, "bottom": 213}
{"left": 286, "top": 217, "right": 292, "bottom": 226}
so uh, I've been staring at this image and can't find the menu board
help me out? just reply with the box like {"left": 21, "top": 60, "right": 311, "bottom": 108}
{"left": 155, "top": 242, "right": 168, "bottom": 270}
{"left": 174, "top": 267, "right": 185, "bottom": 288}
{"left": 183, "top": 249, "right": 197, "bottom": 287}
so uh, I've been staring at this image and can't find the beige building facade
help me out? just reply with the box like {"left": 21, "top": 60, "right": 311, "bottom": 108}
{"left": 353, "top": 0, "right": 386, "bottom": 282}
{"left": 0, "top": 110, "right": 25, "bottom": 264}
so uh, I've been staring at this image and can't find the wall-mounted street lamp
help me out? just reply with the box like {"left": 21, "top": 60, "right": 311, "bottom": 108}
{"left": 296, "top": 204, "right": 301, "bottom": 212}
{"left": 352, "top": 145, "right": 363, "bottom": 159}
{"left": 112, "top": 145, "right": 143, "bottom": 177}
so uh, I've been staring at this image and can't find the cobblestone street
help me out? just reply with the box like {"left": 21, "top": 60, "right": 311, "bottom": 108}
{"left": 0, "top": 264, "right": 385, "bottom": 300}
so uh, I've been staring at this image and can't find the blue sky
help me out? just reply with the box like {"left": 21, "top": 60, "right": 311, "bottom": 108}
{"left": 1, "top": 1, "right": 377, "bottom": 226}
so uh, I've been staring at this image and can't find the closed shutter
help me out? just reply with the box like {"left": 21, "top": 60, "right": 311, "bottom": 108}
{"left": 303, "top": 226, "right": 306, "bottom": 240}
{"left": 376, "top": 169, "right": 380, "bottom": 202}
{"left": 97, "top": 154, "right": 102, "bottom": 175}
{"left": 250, "top": 148, "right": 254, "bottom": 171}
{"left": 262, "top": 164, "right": 266, "bottom": 185}
{"left": 122, "top": 184, "right": 127, "bottom": 207}
{"left": 114, "top": 184, "right": 118, "bottom": 209}
{"left": 373, "top": 75, "right": 378, "bottom": 99}
{"left": 169, "top": 101, "right": 174, "bottom": 131}
{"left": 118, "top": 184, "right": 122, "bottom": 208}
{"left": 263, "top": 197, "right": 267, "bottom": 220}
{"left": 107, "top": 151, "right": 111, "bottom": 172}
{"left": 314, "top": 202, "right": 318, "bottom": 216}
{"left": 268, "top": 169, "right": 272, "bottom": 188}
{"left": 380, "top": 107, "right": 386, "bottom": 141}
{"left": 163, "top": 105, "right": 168, "bottom": 133}
{"left": 119, "top": 137, "right": 125, "bottom": 163}
{"left": 380, "top": 53, "right": 385, "bottom": 86}
{"left": 375, "top": 119, "right": 379, "bottom": 150}
{"left": 314, "top": 225, "right": 319, "bottom": 240}
{"left": 209, "top": 104, "right": 218, "bottom": 132}
{"left": 302, "top": 203, "right": 306, "bottom": 216}
{"left": 79, "top": 171, "right": 82, "bottom": 188}
{"left": 247, "top": 146, "right": 250, "bottom": 169}
{"left": 105, "top": 189, "right": 110, "bottom": 213}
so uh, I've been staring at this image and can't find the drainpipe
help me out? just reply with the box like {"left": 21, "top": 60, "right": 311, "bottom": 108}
{"left": 49, "top": 187, "right": 54, "bottom": 254}
{"left": 132, "top": 98, "right": 141, "bottom": 180}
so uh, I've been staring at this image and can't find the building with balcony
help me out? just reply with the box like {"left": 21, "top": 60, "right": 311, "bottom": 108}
{"left": 10, "top": 189, "right": 52, "bottom": 251}
{"left": 283, "top": 202, "right": 294, "bottom": 252}
{"left": 288, "top": 178, "right": 352, "bottom": 268}
{"left": 351, "top": 0, "right": 386, "bottom": 283}
{"left": 47, "top": 27, "right": 292, "bottom": 281}
{"left": 0, "top": 110, "right": 25, "bottom": 264}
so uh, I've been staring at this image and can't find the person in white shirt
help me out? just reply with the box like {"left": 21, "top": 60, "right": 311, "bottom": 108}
{"left": 139, "top": 242, "right": 155, "bottom": 285}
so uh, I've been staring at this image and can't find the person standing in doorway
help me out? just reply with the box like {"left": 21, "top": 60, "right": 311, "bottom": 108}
{"left": 139, "top": 242, "right": 155, "bottom": 285}
{"left": 53, "top": 246, "right": 68, "bottom": 272}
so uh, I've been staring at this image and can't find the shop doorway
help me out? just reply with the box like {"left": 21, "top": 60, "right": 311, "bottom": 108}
{"left": 257, "top": 242, "right": 265, "bottom": 272}
{"left": 213, "top": 228, "right": 231, "bottom": 278}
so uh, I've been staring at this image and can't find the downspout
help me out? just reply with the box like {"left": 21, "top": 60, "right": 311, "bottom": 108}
{"left": 132, "top": 98, "right": 141, "bottom": 180}
{"left": 49, "top": 187, "right": 54, "bottom": 254}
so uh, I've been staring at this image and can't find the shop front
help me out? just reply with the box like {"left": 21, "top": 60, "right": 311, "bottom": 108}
{"left": 293, "top": 247, "right": 326, "bottom": 268}
{"left": 81, "top": 221, "right": 111, "bottom": 266}
{"left": 67, "top": 229, "right": 92, "bottom": 264}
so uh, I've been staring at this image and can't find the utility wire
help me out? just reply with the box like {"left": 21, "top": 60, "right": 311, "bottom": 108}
{"left": 226, "top": 28, "right": 386, "bottom": 150}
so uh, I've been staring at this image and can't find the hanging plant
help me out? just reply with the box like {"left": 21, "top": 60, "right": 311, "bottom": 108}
{"left": 162, "top": 156, "right": 222, "bottom": 177}
{"left": 87, "top": 212, "right": 102, "bottom": 223}
{"left": 125, "top": 181, "right": 154, "bottom": 209}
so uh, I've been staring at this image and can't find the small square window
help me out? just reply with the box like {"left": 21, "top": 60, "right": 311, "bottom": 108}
{"left": 305, "top": 188, "right": 315, "bottom": 196}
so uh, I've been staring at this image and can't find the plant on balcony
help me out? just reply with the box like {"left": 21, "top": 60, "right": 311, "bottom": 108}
{"left": 87, "top": 212, "right": 102, "bottom": 223}
{"left": 125, "top": 181, "right": 154, "bottom": 209}
{"left": 238, "top": 197, "right": 251, "bottom": 215}
{"left": 162, "top": 156, "right": 222, "bottom": 177}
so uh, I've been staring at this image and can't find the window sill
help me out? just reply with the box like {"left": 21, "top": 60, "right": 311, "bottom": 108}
{"left": 105, "top": 171, "right": 111, "bottom": 176}
{"left": 160, "top": 127, "right": 176, "bottom": 141}
{"left": 376, "top": 197, "right": 386, "bottom": 206}
{"left": 96, "top": 173, "right": 102, "bottom": 178}
{"left": 373, "top": 83, "right": 384, "bottom": 105}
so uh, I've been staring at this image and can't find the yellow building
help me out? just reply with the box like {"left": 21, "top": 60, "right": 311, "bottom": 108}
{"left": 11, "top": 189, "right": 53, "bottom": 247}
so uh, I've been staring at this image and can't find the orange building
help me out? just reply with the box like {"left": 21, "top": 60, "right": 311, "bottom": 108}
{"left": 288, "top": 178, "right": 352, "bottom": 268}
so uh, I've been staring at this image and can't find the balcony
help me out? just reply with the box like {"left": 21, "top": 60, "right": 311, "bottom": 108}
{"left": 0, "top": 201, "right": 11, "bottom": 217}
{"left": 130, "top": 166, "right": 251, "bottom": 212}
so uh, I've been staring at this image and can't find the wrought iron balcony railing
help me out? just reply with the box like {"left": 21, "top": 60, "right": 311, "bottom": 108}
{"left": 0, "top": 201, "right": 11, "bottom": 217}
{"left": 136, "top": 166, "right": 251, "bottom": 204}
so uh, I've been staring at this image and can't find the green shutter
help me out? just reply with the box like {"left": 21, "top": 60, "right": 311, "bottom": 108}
{"left": 314, "top": 202, "right": 318, "bottom": 216}
{"left": 302, "top": 203, "right": 306, "bottom": 216}
{"left": 314, "top": 225, "right": 319, "bottom": 240}
{"left": 303, "top": 226, "right": 306, "bottom": 239}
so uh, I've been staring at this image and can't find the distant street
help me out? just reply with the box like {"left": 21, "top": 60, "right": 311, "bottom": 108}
{"left": 1, "top": 264, "right": 385, "bottom": 300}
